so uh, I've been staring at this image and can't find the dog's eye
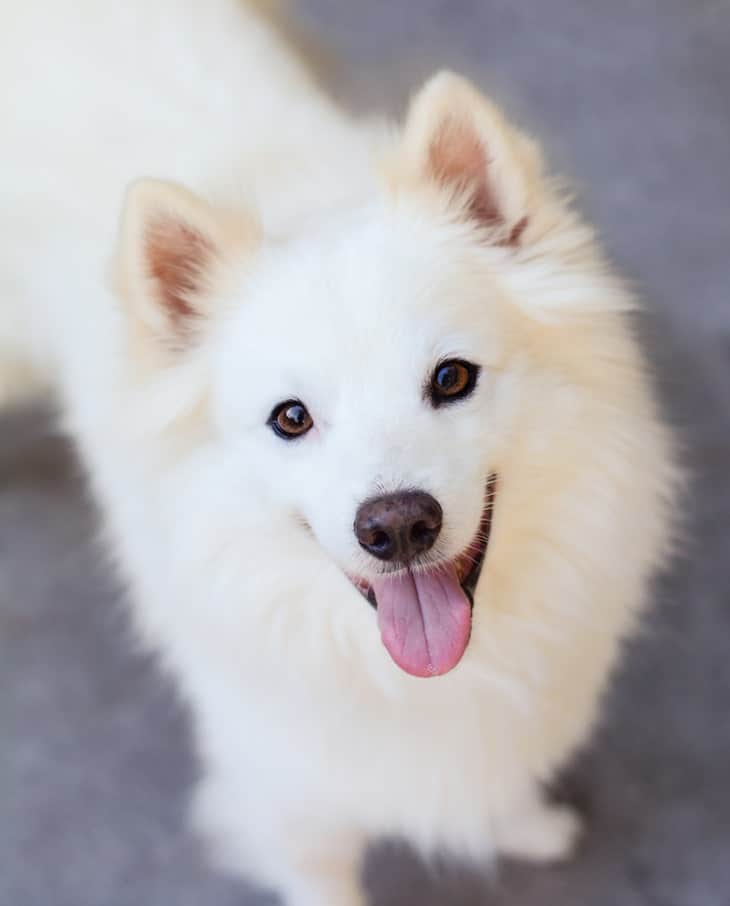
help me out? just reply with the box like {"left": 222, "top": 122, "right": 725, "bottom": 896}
{"left": 429, "top": 359, "right": 480, "bottom": 407}
{"left": 269, "top": 400, "right": 314, "bottom": 440}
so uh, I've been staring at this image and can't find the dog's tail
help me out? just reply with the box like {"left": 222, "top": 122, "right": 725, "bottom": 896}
{"left": 243, "top": 0, "right": 339, "bottom": 91}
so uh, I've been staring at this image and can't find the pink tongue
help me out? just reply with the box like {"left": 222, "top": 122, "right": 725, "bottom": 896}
{"left": 372, "top": 564, "right": 472, "bottom": 677}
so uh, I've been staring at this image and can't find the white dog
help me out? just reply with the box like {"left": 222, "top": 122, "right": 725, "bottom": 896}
{"left": 0, "top": 2, "right": 677, "bottom": 903}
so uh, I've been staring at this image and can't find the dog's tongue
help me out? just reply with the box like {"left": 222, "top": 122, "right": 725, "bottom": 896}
{"left": 372, "top": 564, "right": 472, "bottom": 677}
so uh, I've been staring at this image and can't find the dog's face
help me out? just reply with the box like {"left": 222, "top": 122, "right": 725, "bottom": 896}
{"left": 211, "top": 208, "right": 520, "bottom": 675}
{"left": 115, "top": 73, "right": 587, "bottom": 678}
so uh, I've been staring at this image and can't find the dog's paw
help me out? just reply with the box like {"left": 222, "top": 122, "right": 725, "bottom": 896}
{"left": 495, "top": 802, "right": 583, "bottom": 864}
{"left": 284, "top": 870, "right": 367, "bottom": 906}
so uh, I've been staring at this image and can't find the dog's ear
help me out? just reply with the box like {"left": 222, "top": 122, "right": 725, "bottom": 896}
{"left": 397, "top": 71, "right": 542, "bottom": 246}
{"left": 115, "top": 179, "right": 257, "bottom": 352}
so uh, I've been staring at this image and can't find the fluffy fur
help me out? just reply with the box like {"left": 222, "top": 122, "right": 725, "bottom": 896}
{"left": 0, "top": 2, "right": 677, "bottom": 903}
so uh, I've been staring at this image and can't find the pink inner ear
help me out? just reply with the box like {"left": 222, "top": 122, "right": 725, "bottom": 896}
{"left": 428, "top": 117, "right": 502, "bottom": 228}
{"left": 145, "top": 219, "right": 213, "bottom": 322}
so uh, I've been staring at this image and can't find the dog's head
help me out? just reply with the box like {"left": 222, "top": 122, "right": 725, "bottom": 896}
{"left": 113, "top": 73, "right": 649, "bottom": 679}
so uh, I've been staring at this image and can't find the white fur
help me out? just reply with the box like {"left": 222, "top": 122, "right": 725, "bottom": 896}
{"left": 0, "top": 3, "right": 677, "bottom": 904}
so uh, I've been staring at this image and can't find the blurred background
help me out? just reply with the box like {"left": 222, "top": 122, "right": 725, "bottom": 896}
{"left": 1, "top": 1, "right": 728, "bottom": 904}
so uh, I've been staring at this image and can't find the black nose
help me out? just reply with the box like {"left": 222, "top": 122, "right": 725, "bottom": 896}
{"left": 354, "top": 491, "right": 443, "bottom": 563}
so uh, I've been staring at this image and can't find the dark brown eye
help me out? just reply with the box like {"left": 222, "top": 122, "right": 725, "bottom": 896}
{"left": 429, "top": 359, "right": 480, "bottom": 407}
{"left": 269, "top": 400, "right": 314, "bottom": 439}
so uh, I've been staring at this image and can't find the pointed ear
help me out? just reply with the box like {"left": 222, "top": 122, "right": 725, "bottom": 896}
{"left": 397, "top": 71, "right": 542, "bottom": 245}
{"left": 115, "top": 179, "right": 257, "bottom": 351}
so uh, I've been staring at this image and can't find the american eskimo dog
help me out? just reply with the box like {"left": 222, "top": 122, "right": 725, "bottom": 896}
{"left": 0, "top": 1, "right": 676, "bottom": 903}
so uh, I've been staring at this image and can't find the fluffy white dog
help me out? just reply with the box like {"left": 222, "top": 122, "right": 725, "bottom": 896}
{"left": 0, "top": 2, "right": 677, "bottom": 903}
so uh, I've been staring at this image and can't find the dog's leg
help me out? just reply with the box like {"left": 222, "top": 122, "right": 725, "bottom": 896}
{"left": 0, "top": 289, "right": 48, "bottom": 410}
{"left": 276, "top": 827, "right": 368, "bottom": 906}
{"left": 0, "top": 356, "right": 47, "bottom": 410}
{"left": 193, "top": 774, "right": 368, "bottom": 905}
{"left": 492, "top": 788, "right": 583, "bottom": 864}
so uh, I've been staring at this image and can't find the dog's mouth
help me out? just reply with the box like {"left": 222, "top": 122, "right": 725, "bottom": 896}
{"left": 350, "top": 475, "right": 497, "bottom": 678}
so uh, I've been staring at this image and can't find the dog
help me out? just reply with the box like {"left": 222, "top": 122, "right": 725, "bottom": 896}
{"left": 0, "top": 1, "right": 677, "bottom": 903}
